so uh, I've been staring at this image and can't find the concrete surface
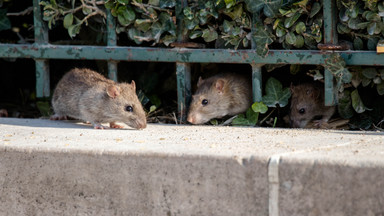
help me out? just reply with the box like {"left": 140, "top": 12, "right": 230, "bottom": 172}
{"left": 0, "top": 117, "right": 383, "bottom": 216}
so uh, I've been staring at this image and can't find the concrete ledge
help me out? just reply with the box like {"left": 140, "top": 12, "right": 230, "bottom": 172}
{"left": 0, "top": 118, "right": 383, "bottom": 215}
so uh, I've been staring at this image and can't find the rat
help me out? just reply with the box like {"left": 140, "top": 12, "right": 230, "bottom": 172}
{"left": 187, "top": 73, "right": 252, "bottom": 124}
{"left": 289, "top": 82, "right": 335, "bottom": 128}
{"left": 50, "top": 68, "right": 147, "bottom": 129}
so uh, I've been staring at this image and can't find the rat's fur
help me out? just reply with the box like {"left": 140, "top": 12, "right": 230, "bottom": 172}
{"left": 289, "top": 83, "right": 335, "bottom": 128}
{"left": 187, "top": 73, "right": 252, "bottom": 124}
{"left": 51, "top": 68, "right": 147, "bottom": 129}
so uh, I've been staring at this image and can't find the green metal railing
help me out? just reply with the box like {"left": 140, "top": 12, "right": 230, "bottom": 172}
{"left": 1, "top": 0, "right": 384, "bottom": 121}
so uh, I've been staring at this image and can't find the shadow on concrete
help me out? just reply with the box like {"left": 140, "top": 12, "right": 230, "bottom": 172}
{"left": 0, "top": 117, "right": 135, "bottom": 130}
{"left": 329, "top": 130, "right": 384, "bottom": 136}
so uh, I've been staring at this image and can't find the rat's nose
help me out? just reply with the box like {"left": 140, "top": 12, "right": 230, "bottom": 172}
{"left": 136, "top": 119, "right": 147, "bottom": 129}
{"left": 187, "top": 115, "right": 195, "bottom": 124}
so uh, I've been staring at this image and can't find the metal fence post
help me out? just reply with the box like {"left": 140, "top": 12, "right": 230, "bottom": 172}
{"left": 251, "top": 14, "right": 263, "bottom": 103}
{"left": 323, "top": 0, "right": 338, "bottom": 106}
{"left": 106, "top": 11, "right": 118, "bottom": 82}
{"left": 176, "top": 0, "right": 191, "bottom": 123}
{"left": 33, "top": 0, "right": 50, "bottom": 98}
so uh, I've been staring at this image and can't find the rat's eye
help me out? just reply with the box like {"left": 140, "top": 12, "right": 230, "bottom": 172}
{"left": 299, "top": 108, "right": 305, "bottom": 114}
{"left": 201, "top": 99, "right": 208, "bottom": 106}
{"left": 125, "top": 105, "right": 133, "bottom": 112}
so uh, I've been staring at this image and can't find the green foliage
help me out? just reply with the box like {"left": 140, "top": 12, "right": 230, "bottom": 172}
{"left": 323, "top": 53, "right": 352, "bottom": 89}
{"left": 0, "top": 8, "right": 11, "bottom": 31}
{"left": 232, "top": 102, "right": 268, "bottom": 126}
{"left": 337, "top": 0, "right": 384, "bottom": 50}
{"left": 36, "top": 101, "right": 52, "bottom": 117}
{"left": 262, "top": 77, "right": 291, "bottom": 107}
{"left": 40, "top": 0, "right": 106, "bottom": 38}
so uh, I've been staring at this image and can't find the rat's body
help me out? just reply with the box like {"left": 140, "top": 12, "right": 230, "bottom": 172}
{"left": 187, "top": 73, "right": 252, "bottom": 124}
{"left": 289, "top": 83, "right": 335, "bottom": 128}
{"left": 51, "top": 68, "right": 147, "bottom": 129}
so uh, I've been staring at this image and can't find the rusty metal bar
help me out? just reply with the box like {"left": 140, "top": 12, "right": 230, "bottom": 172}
{"left": 322, "top": 0, "right": 338, "bottom": 106}
{"left": 106, "top": 11, "right": 118, "bottom": 82}
{"left": 2, "top": 44, "right": 384, "bottom": 65}
{"left": 33, "top": 0, "right": 50, "bottom": 98}
{"left": 251, "top": 14, "right": 263, "bottom": 102}
{"left": 175, "top": 0, "right": 191, "bottom": 123}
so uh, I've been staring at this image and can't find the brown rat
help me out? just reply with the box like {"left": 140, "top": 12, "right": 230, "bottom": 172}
{"left": 187, "top": 73, "right": 252, "bottom": 124}
{"left": 289, "top": 82, "right": 335, "bottom": 128}
{"left": 51, "top": 68, "right": 147, "bottom": 129}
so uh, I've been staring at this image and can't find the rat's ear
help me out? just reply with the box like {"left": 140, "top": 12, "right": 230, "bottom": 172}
{"left": 197, "top": 77, "right": 203, "bottom": 87}
{"left": 130, "top": 80, "right": 136, "bottom": 91}
{"left": 215, "top": 79, "right": 225, "bottom": 93}
{"left": 290, "top": 83, "right": 296, "bottom": 94}
{"left": 306, "top": 87, "right": 320, "bottom": 99}
{"left": 107, "top": 85, "right": 120, "bottom": 99}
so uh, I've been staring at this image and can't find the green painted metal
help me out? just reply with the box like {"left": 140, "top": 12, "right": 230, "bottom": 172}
{"left": 33, "top": 0, "right": 50, "bottom": 98}
{"left": 1, "top": 44, "right": 384, "bottom": 65}
{"left": 176, "top": 63, "right": 191, "bottom": 122}
{"left": 251, "top": 14, "right": 263, "bottom": 103}
{"left": 106, "top": 11, "right": 118, "bottom": 82}
{"left": 251, "top": 65, "right": 263, "bottom": 102}
{"left": 35, "top": 60, "right": 50, "bottom": 98}
{"left": 2, "top": 0, "right": 384, "bottom": 115}
{"left": 322, "top": 0, "right": 339, "bottom": 106}
{"left": 175, "top": 0, "right": 191, "bottom": 122}
{"left": 323, "top": 0, "right": 338, "bottom": 45}
{"left": 324, "top": 70, "right": 336, "bottom": 106}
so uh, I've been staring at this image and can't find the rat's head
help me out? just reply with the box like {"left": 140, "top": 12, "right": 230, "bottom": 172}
{"left": 104, "top": 81, "right": 147, "bottom": 129}
{"left": 289, "top": 83, "right": 321, "bottom": 128}
{"left": 187, "top": 76, "right": 230, "bottom": 124}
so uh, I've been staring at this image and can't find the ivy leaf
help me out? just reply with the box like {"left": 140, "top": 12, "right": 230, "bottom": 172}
{"left": 183, "top": 7, "right": 194, "bottom": 20}
{"left": 351, "top": 89, "right": 368, "bottom": 113}
{"left": 367, "top": 37, "right": 379, "bottom": 50}
{"left": 135, "top": 19, "right": 152, "bottom": 32}
{"left": 151, "top": 21, "right": 163, "bottom": 42}
{"left": 377, "top": 82, "right": 384, "bottom": 95}
{"left": 294, "top": 35, "right": 304, "bottom": 48}
{"left": 67, "top": 23, "right": 81, "bottom": 38}
{"left": 323, "top": 53, "right": 352, "bottom": 87}
{"left": 252, "top": 25, "right": 274, "bottom": 57}
{"left": 244, "top": 0, "right": 281, "bottom": 18}
{"left": 159, "top": 0, "right": 176, "bottom": 8}
{"left": 223, "top": 20, "right": 234, "bottom": 33}
{"left": 353, "top": 37, "right": 363, "bottom": 50}
{"left": 284, "top": 12, "right": 301, "bottom": 28}
{"left": 252, "top": 102, "right": 268, "bottom": 114}
{"left": 63, "top": 13, "right": 74, "bottom": 29}
{"left": 117, "top": 6, "right": 135, "bottom": 26}
{"left": 224, "top": 0, "right": 236, "bottom": 8}
{"left": 232, "top": 114, "right": 254, "bottom": 126}
{"left": 262, "top": 77, "right": 291, "bottom": 107}
{"left": 310, "top": 2, "right": 321, "bottom": 18}
{"left": 202, "top": 26, "right": 218, "bottom": 42}
{"left": 128, "top": 28, "right": 143, "bottom": 44}
{"left": 295, "top": 21, "right": 306, "bottom": 34}
{"left": 0, "top": 9, "right": 11, "bottom": 31}
{"left": 362, "top": 68, "right": 377, "bottom": 79}
{"left": 189, "top": 30, "right": 203, "bottom": 39}
{"left": 367, "top": 22, "right": 379, "bottom": 35}
{"left": 338, "top": 90, "right": 354, "bottom": 119}
{"left": 285, "top": 32, "right": 296, "bottom": 45}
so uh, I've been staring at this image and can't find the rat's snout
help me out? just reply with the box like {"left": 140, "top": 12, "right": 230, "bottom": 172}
{"left": 289, "top": 117, "right": 301, "bottom": 128}
{"left": 136, "top": 119, "right": 147, "bottom": 129}
{"left": 187, "top": 114, "right": 195, "bottom": 124}
{"left": 128, "top": 118, "right": 147, "bottom": 130}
